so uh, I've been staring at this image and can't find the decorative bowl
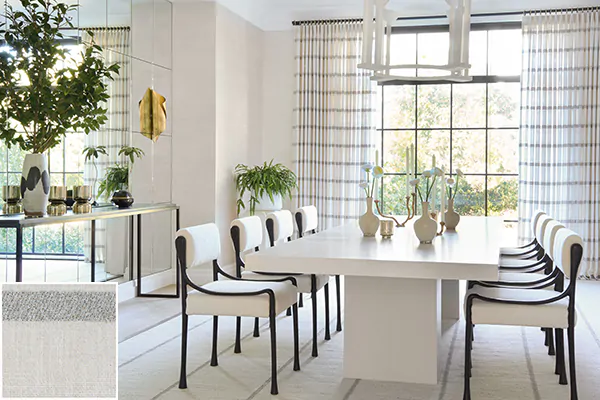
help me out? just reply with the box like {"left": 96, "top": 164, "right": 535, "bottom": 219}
{"left": 111, "top": 190, "right": 134, "bottom": 209}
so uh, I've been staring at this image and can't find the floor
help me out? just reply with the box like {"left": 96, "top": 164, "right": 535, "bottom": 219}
{"left": 118, "top": 279, "right": 600, "bottom": 400}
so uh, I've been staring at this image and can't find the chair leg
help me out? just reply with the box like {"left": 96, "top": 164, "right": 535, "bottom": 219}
{"left": 269, "top": 310, "right": 278, "bottom": 395}
{"left": 234, "top": 316, "right": 242, "bottom": 353}
{"left": 211, "top": 316, "right": 219, "bottom": 366}
{"left": 311, "top": 275, "right": 318, "bottom": 357}
{"left": 253, "top": 317, "right": 260, "bottom": 337}
{"left": 179, "top": 313, "right": 189, "bottom": 389}
{"left": 544, "top": 328, "right": 549, "bottom": 346}
{"left": 555, "top": 328, "right": 567, "bottom": 385}
{"left": 567, "top": 325, "right": 578, "bottom": 400}
{"left": 335, "top": 275, "right": 342, "bottom": 332}
{"left": 299, "top": 293, "right": 304, "bottom": 308}
{"left": 548, "top": 328, "right": 556, "bottom": 356}
{"left": 324, "top": 282, "right": 331, "bottom": 340}
{"left": 463, "top": 316, "right": 472, "bottom": 400}
{"left": 286, "top": 307, "right": 292, "bottom": 316}
{"left": 292, "top": 303, "right": 300, "bottom": 371}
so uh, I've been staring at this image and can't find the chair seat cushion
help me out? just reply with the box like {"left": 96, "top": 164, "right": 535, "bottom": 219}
{"left": 466, "top": 286, "right": 574, "bottom": 329}
{"left": 241, "top": 271, "right": 329, "bottom": 293}
{"left": 186, "top": 280, "right": 297, "bottom": 318}
{"left": 493, "top": 272, "right": 555, "bottom": 290}
{"left": 499, "top": 258, "right": 542, "bottom": 268}
{"left": 500, "top": 246, "right": 535, "bottom": 256}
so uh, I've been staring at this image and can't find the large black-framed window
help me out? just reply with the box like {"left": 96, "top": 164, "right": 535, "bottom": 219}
{"left": 376, "top": 23, "right": 521, "bottom": 220}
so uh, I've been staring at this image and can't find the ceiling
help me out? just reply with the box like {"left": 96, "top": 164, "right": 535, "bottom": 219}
{"left": 190, "top": 0, "right": 600, "bottom": 31}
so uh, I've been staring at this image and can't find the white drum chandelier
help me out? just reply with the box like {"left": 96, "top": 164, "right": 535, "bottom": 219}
{"left": 359, "top": 0, "right": 473, "bottom": 82}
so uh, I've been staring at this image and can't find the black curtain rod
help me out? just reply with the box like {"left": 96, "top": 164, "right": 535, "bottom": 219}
{"left": 292, "top": 6, "right": 600, "bottom": 26}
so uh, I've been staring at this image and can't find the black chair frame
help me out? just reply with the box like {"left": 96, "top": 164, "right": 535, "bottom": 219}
{"left": 176, "top": 236, "right": 300, "bottom": 396}
{"left": 463, "top": 243, "right": 583, "bottom": 400}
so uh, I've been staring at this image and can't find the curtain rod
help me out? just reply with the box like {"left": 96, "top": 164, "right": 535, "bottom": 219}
{"left": 291, "top": 6, "right": 600, "bottom": 26}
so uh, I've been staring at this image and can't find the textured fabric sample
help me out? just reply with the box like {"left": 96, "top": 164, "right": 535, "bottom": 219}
{"left": 3, "top": 283, "right": 117, "bottom": 398}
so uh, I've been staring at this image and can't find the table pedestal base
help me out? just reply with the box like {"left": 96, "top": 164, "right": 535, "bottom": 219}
{"left": 344, "top": 276, "right": 442, "bottom": 384}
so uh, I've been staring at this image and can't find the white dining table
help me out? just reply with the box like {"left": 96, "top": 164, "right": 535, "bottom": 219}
{"left": 245, "top": 216, "right": 505, "bottom": 385}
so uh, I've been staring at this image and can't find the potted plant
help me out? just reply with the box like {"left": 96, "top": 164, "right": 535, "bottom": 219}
{"left": 82, "top": 145, "right": 108, "bottom": 204}
{"left": 234, "top": 160, "right": 298, "bottom": 215}
{"left": 0, "top": 0, "right": 120, "bottom": 216}
{"left": 98, "top": 145, "right": 144, "bottom": 208}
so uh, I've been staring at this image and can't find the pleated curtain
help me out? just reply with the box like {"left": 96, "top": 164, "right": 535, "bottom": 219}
{"left": 294, "top": 22, "right": 375, "bottom": 230}
{"left": 518, "top": 10, "right": 600, "bottom": 278}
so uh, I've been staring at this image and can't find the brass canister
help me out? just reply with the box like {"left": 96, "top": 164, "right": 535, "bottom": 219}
{"left": 380, "top": 219, "right": 395, "bottom": 239}
{"left": 2, "top": 185, "right": 22, "bottom": 214}
{"left": 73, "top": 185, "right": 92, "bottom": 214}
{"left": 47, "top": 186, "right": 67, "bottom": 216}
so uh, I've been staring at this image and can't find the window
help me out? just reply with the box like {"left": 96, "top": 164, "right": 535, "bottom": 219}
{"left": 376, "top": 25, "right": 521, "bottom": 220}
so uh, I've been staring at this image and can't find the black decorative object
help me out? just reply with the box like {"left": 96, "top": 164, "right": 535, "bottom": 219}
{"left": 111, "top": 190, "right": 134, "bottom": 208}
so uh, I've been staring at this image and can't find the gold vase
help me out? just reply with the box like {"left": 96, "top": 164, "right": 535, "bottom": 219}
{"left": 2, "top": 185, "right": 22, "bottom": 214}
{"left": 47, "top": 186, "right": 67, "bottom": 216}
{"left": 73, "top": 185, "right": 92, "bottom": 214}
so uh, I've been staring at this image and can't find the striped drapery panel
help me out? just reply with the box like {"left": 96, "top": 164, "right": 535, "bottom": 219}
{"left": 82, "top": 28, "right": 131, "bottom": 267}
{"left": 518, "top": 10, "right": 600, "bottom": 278}
{"left": 293, "top": 22, "right": 375, "bottom": 230}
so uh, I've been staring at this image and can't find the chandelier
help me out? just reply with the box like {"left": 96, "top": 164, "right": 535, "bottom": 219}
{"left": 359, "top": 0, "right": 473, "bottom": 82}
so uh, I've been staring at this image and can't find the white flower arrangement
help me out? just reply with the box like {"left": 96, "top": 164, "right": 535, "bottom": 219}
{"left": 359, "top": 163, "right": 384, "bottom": 198}
{"left": 413, "top": 167, "right": 444, "bottom": 203}
{"left": 446, "top": 168, "right": 464, "bottom": 200}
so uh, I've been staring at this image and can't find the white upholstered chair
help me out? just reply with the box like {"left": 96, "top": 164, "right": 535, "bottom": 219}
{"left": 500, "top": 209, "right": 546, "bottom": 258}
{"left": 295, "top": 205, "right": 343, "bottom": 334}
{"left": 176, "top": 223, "right": 300, "bottom": 395}
{"left": 266, "top": 210, "right": 334, "bottom": 357}
{"left": 464, "top": 227, "right": 583, "bottom": 400}
{"left": 499, "top": 214, "right": 554, "bottom": 273}
{"left": 230, "top": 215, "right": 329, "bottom": 357}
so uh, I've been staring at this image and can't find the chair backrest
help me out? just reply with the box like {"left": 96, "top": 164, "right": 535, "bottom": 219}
{"left": 175, "top": 223, "right": 221, "bottom": 269}
{"left": 531, "top": 209, "right": 546, "bottom": 236}
{"left": 266, "top": 210, "right": 294, "bottom": 245}
{"left": 295, "top": 205, "right": 318, "bottom": 236}
{"left": 230, "top": 216, "right": 263, "bottom": 252}
{"left": 551, "top": 228, "right": 584, "bottom": 280}
{"left": 534, "top": 214, "right": 552, "bottom": 245}
{"left": 542, "top": 220, "right": 565, "bottom": 256}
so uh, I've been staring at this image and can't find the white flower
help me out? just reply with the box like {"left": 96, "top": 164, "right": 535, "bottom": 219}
{"left": 446, "top": 178, "right": 455, "bottom": 186}
{"left": 372, "top": 166, "right": 384, "bottom": 178}
{"left": 361, "top": 163, "right": 374, "bottom": 172}
{"left": 432, "top": 167, "right": 444, "bottom": 177}
{"left": 456, "top": 168, "right": 464, "bottom": 177}
{"left": 358, "top": 182, "right": 369, "bottom": 189}
{"left": 422, "top": 170, "right": 432, "bottom": 178}
{"left": 409, "top": 179, "right": 420, "bottom": 187}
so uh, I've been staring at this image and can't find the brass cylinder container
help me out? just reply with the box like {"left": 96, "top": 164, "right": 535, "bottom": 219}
{"left": 380, "top": 219, "right": 395, "bottom": 239}
{"left": 2, "top": 185, "right": 20, "bottom": 202}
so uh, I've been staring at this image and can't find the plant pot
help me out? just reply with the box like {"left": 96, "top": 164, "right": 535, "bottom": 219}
{"left": 254, "top": 193, "right": 283, "bottom": 212}
{"left": 359, "top": 197, "right": 380, "bottom": 237}
{"left": 444, "top": 198, "right": 460, "bottom": 230}
{"left": 21, "top": 154, "right": 50, "bottom": 217}
{"left": 414, "top": 201, "right": 437, "bottom": 244}
{"left": 111, "top": 190, "right": 134, "bottom": 209}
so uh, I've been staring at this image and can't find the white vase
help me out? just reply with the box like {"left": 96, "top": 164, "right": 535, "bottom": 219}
{"left": 359, "top": 197, "right": 380, "bottom": 237}
{"left": 21, "top": 153, "right": 50, "bottom": 217}
{"left": 254, "top": 193, "right": 283, "bottom": 212}
{"left": 413, "top": 201, "right": 437, "bottom": 244}
{"left": 444, "top": 198, "right": 461, "bottom": 230}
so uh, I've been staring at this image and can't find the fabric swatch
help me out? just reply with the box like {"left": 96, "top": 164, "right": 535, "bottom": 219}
{"left": 2, "top": 283, "right": 117, "bottom": 398}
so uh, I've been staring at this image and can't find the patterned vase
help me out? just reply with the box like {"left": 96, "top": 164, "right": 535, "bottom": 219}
{"left": 359, "top": 197, "right": 380, "bottom": 237}
{"left": 413, "top": 201, "right": 437, "bottom": 244}
{"left": 444, "top": 198, "right": 461, "bottom": 230}
{"left": 21, "top": 154, "right": 50, "bottom": 217}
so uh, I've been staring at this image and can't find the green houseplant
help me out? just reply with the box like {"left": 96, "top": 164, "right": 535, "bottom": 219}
{"left": 0, "top": 0, "right": 119, "bottom": 215}
{"left": 98, "top": 145, "right": 144, "bottom": 207}
{"left": 234, "top": 160, "right": 297, "bottom": 215}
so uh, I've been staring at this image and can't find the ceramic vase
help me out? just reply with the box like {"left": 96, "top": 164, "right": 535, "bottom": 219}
{"left": 359, "top": 197, "right": 380, "bottom": 237}
{"left": 21, "top": 154, "right": 50, "bottom": 217}
{"left": 413, "top": 201, "right": 437, "bottom": 244}
{"left": 444, "top": 198, "right": 460, "bottom": 230}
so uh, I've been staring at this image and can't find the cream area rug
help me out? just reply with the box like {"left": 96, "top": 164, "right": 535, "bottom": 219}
{"left": 118, "top": 279, "right": 600, "bottom": 400}
{"left": 3, "top": 283, "right": 117, "bottom": 398}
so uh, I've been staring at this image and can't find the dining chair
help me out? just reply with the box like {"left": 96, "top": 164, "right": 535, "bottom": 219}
{"left": 176, "top": 223, "right": 300, "bottom": 395}
{"left": 266, "top": 210, "right": 333, "bottom": 357}
{"left": 295, "top": 205, "right": 343, "bottom": 334}
{"left": 230, "top": 215, "right": 329, "bottom": 357}
{"left": 500, "top": 209, "right": 546, "bottom": 258}
{"left": 463, "top": 227, "right": 583, "bottom": 400}
{"left": 499, "top": 214, "right": 554, "bottom": 274}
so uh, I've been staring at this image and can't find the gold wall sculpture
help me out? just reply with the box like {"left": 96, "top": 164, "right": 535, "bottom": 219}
{"left": 139, "top": 88, "right": 167, "bottom": 142}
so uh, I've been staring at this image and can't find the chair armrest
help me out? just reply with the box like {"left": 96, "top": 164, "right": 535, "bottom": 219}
{"left": 475, "top": 269, "right": 559, "bottom": 289}
{"left": 466, "top": 289, "right": 568, "bottom": 307}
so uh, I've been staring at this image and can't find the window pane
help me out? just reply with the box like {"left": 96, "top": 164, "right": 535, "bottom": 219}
{"left": 417, "top": 130, "right": 450, "bottom": 173}
{"left": 65, "top": 223, "right": 84, "bottom": 254}
{"left": 7, "top": 145, "right": 24, "bottom": 172}
{"left": 65, "top": 132, "right": 85, "bottom": 172}
{"left": 389, "top": 33, "right": 416, "bottom": 77}
{"left": 488, "top": 129, "right": 518, "bottom": 174}
{"left": 488, "top": 29, "right": 522, "bottom": 76}
{"left": 49, "top": 143, "right": 64, "bottom": 172}
{"left": 452, "top": 130, "right": 486, "bottom": 174}
{"left": 384, "top": 85, "right": 416, "bottom": 129}
{"left": 488, "top": 82, "right": 520, "bottom": 128}
{"left": 488, "top": 176, "right": 518, "bottom": 220}
{"left": 7, "top": 173, "right": 20, "bottom": 186}
{"left": 383, "top": 130, "right": 413, "bottom": 173}
{"left": 65, "top": 173, "right": 84, "bottom": 187}
{"left": 0, "top": 144, "right": 7, "bottom": 172}
{"left": 23, "top": 227, "right": 33, "bottom": 253}
{"left": 417, "top": 32, "right": 449, "bottom": 77}
{"left": 452, "top": 83, "right": 486, "bottom": 128}
{"left": 382, "top": 175, "right": 409, "bottom": 215}
{"left": 469, "top": 31, "right": 487, "bottom": 75}
{"left": 34, "top": 225, "right": 64, "bottom": 254}
{"left": 453, "top": 175, "right": 485, "bottom": 216}
{"left": 417, "top": 85, "right": 450, "bottom": 128}
{"left": 50, "top": 174, "right": 64, "bottom": 186}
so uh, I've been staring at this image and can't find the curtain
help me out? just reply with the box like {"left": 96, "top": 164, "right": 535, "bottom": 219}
{"left": 518, "top": 10, "right": 600, "bottom": 278}
{"left": 82, "top": 28, "right": 130, "bottom": 271}
{"left": 294, "top": 22, "right": 375, "bottom": 230}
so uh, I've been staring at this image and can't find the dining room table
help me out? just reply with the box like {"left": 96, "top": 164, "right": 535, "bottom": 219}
{"left": 244, "top": 216, "right": 506, "bottom": 385}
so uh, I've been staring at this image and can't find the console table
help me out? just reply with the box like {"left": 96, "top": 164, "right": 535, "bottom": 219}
{"left": 0, "top": 202, "right": 180, "bottom": 298}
